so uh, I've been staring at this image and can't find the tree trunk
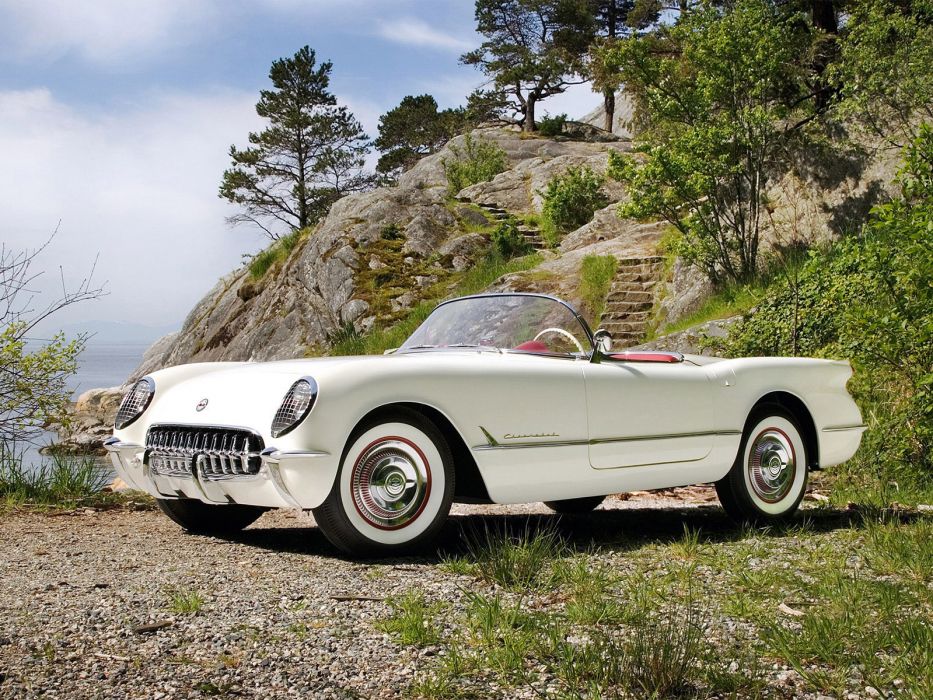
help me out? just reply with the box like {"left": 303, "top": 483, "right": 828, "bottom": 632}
{"left": 524, "top": 95, "right": 537, "bottom": 131}
{"left": 603, "top": 89, "right": 615, "bottom": 133}
{"left": 811, "top": 0, "right": 837, "bottom": 35}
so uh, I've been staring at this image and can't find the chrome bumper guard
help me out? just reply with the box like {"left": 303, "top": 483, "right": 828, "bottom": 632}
{"left": 104, "top": 437, "right": 328, "bottom": 508}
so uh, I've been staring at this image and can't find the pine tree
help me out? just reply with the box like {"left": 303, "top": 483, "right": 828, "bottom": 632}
{"left": 220, "top": 46, "right": 371, "bottom": 239}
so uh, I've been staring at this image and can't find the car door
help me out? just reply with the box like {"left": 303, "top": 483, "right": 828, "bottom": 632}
{"left": 583, "top": 360, "right": 716, "bottom": 469}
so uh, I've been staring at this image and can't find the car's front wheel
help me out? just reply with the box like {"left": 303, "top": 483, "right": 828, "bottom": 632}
{"left": 156, "top": 498, "right": 267, "bottom": 534}
{"left": 313, "top": 408, "right": 455, "bottom": 556}
{"left": 715, "top": 407, "right": 808, "bottom": 523}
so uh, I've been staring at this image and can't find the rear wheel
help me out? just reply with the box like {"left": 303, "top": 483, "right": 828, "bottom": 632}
{"left": 544, "top": 495, "right": 605, "bottom": 514}
{"left": 313, "top": 408, "right": 455, "bottom": 556}
{"left": 716, "top": 407, "right": 808, "bottom": 523}
{"left": 156, "top": 498, "right": 266, "bottom": 534}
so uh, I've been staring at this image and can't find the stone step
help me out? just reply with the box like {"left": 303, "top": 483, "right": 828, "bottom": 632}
{"left": 612, "top": 272, "right": 658, "bottom": 284}
{"left": 601, "top": 324, "right": 648, "bottom": 336}
{"left": 607, "top": 290, "right": 654, "bottom": 303}
{"left": 480, "top": 205, "right": 507, "bottom": 214}
{"left": 603, "top": 300, "right": 653, "bottom": 313}
{"left": 617, "top": 256, "right": 665, "bottom": 266}
{"left": 601, "top": 310, "right": 651, "bottom": 323}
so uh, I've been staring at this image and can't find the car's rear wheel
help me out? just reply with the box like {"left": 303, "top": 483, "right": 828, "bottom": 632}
{"left": 313, "top": 408, "right": 455, "bottom": 556}
{"left": 716, "top": 407, "right": 808, "bottom": 523}
{"left": 156, "top": 498, "right": 266, "bottom": 534}
{"left": 544, "top": 495, "right": 605, "bottom": 514}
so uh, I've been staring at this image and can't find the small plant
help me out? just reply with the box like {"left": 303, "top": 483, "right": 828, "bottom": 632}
{"left": 380, "top": 223, "right": 403, "bottom": 240}
{"left": 537, "top": 112, "right": 567, "bottom": 137}
{"left": 377, "top": 592, "right": 444, "bottom": 647}
{"left": 443, "top": 134, "right": 509, "bottom": 196}
{"left": 166, "top": 587, "right": 205, "bottom": 614}
{"left": 540, "top": 165, "right": 608, "bottom": 245}
{"left": 490, "top": 219, "right": 532, "bottom": 259}
{"left": 578, "top": 253, "right": 617, "bottom": 324}
{"left": 461, "top": 521, "right": 566, "bottom": 590}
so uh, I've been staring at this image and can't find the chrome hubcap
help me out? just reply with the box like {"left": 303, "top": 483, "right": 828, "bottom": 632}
{"left": 351, "top": 439, "right": 430, "bottom": 529}
{"left": 748, "top": 429, "right": 796, "bottom": 503}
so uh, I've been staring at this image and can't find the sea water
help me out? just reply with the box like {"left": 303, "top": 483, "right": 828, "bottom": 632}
{"left": 19, "top": 341, "right": 149, "bottom": 471}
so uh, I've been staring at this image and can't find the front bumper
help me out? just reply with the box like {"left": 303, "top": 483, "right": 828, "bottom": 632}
{"left": 104, "top": 438, "right": 336, "bottom": 509}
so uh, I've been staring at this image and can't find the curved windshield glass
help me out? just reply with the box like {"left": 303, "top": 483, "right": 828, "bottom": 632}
{"left": 401, "top": 294, "right": 592, "bottom": 356}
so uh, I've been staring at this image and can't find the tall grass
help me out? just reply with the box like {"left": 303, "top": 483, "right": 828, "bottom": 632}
{"left": 248, "top": 228, "right": 306, "bottom": 280}
{"left": 0, "top": 450, "right": 112, "bottom": 506}
{"left": 578, "top": 253, "right": 618, "bottom": 325}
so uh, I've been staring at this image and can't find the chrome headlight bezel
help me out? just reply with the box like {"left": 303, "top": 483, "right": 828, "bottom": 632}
{"left": 114, "top": 377, "right": 155, "bottom": 430}
{"left": 270, "top": 377, "right": 318, "bottom": 438}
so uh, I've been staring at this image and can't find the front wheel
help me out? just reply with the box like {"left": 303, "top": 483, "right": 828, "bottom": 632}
{"left": 156, "top": 498, "right": 266, "bottom": 534}
{"left": 312, "top": 408, "right": 455, "bottom": 556}
{"left": 716, "top": 408, "right": 808, "bottom": 523}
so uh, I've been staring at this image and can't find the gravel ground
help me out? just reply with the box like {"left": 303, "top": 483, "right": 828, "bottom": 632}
{"left": 0, "top": 487, "right": 819, "bottom": 699}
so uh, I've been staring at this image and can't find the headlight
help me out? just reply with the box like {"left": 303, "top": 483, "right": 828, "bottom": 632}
{"left": 271, "top": 377, "right": 318, "bottom": 438}
{"left": 114, "top": 377, "right": 155, "bottom": 430}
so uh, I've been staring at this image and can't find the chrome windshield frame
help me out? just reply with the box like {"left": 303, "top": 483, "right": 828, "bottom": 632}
{"left": 399, "top": 292, "right": 596, "bottom": 355}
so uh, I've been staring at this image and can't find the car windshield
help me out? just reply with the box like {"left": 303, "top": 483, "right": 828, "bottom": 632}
{"left": 400, "top": 294, "right": 593, "bottom": 356}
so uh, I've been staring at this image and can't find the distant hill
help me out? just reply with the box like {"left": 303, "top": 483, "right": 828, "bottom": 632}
{"left": 33, "top": 320, "right": 178, "bottom": 345}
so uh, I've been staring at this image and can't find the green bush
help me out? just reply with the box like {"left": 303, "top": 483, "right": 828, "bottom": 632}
{"left": 490, "top": 219, "right": 532, "bottom": 258}
{"left": 579, "top": 254, "right": 618, "bottom": 324}
{"left": 540, "top": 166, "right": 608, "bottom": 245}
{"left": 443, "top": 134, "right": 509, "bottom": 196}
{"left": 717, "top": 126, "right": 933, "bottom": 496}
{"left": 537, "top": 113, "right": 567, "bottom": 137}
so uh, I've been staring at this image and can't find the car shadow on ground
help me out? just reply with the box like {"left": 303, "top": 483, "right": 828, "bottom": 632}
{"left": 221, "top": 504, "right": 865, "bottom": 563}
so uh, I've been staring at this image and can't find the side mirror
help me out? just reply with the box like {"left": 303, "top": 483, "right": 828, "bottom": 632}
{"left": 591, "top": 329, "right": 612, "bottom": 362}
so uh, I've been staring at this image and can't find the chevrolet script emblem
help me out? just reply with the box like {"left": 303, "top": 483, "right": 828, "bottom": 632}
{"left": 196, "top": 398, "right": 209, "bottom": 412}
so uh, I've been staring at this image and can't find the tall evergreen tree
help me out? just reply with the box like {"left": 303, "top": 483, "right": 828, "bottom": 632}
{"left": 588, "top": 1, "right": 636, "bottom": 131}
{"left": 220, "top": 46, "right": 370, "bottom": 240}
{"left": 461, "top": 0, "right": 595, "bottom": 131}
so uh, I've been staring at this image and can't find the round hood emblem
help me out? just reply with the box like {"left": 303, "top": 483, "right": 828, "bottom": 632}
{"left": 196, "top": 398, "right": 209, "bottom": 412}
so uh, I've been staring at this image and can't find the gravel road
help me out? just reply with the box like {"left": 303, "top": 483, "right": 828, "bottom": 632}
{"left": 0, "top": 488, "right": 739, "bottom": 700}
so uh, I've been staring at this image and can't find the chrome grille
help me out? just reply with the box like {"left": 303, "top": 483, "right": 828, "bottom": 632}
{"left": 145, "top": 425, "right": 264, "bottom": 480}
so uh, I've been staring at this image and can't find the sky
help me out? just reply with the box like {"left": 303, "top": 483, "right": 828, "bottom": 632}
{"left": 0, "top": 0, "right": 601, "bottom": 337}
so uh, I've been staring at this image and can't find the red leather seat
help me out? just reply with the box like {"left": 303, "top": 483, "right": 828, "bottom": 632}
{"left": 514, "top": 340, "right": 550, "bottom": 352}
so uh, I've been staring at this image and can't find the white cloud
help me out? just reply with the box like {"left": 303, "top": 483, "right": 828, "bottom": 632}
{"left": 377, "top": 18, "right": 473, "bottom": 52}
{"left": 0, "top": 87, "right": 265, "bottom": 328}
{"left": 0, "top": 0, "right": 224, "bottom": 65}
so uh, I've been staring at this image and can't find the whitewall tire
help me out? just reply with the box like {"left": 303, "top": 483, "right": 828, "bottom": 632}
{"left": 716, "top": 408, "right": 808, "bottom": 523}
{"left": 313, "top": 408, "right": 455, "bottom": 555}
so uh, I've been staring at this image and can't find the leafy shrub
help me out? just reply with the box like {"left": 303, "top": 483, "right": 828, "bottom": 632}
{"left": 490, "top": 219, "right": 532, "bottom": 258}
{"left": 718, "top": 126, "right": 933, "bottom": 492}
{"left": 537, "top": 113, "right": 567, "bottom": 137}
{"left": 540, "top": 165, "right": 608, "bottom": 245}
{"left": 579, "top": 254, "right": 618, "bottom": 324}
{"left": 443, "top": 134, "right": 509, "bottom": 195}
{"left": 380, "top": 223, "right": 403, "bottom": 240}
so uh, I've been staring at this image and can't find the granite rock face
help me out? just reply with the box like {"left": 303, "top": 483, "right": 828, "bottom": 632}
{"left": 127, "top": 129, "right": 642, "bottom": 378}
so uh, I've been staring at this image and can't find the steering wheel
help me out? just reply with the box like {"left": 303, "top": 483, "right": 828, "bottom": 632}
{"left": 534, "top": 327, "right": 585, "bottom": 354}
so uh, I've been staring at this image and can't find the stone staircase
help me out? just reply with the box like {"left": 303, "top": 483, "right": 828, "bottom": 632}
{"left": 598, "top": 256, "right": 665, "bottom": 349}
{"left": 457, "top": 197, "right": 548, "bottom": 250}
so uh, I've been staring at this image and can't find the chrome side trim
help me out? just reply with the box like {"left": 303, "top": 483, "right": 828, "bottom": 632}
{"left": 260, "top": 447, "right": 331, "bottom": 460}
{"left": 822, "top": 424, "right": 867, "bottom": 433}
{"left": 473, "top": 428, "right": 742, "bottom": 451}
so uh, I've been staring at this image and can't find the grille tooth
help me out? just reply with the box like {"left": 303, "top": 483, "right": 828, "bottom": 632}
{"left": 145, "top": 425, "right": 265, "bottom": 481}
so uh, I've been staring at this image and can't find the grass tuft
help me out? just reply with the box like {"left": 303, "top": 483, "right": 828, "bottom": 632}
{"left": 458, "top": 521, "right": 567, "bottom": 591}
{"left": 0, "top": 450, "right": 112, "bottom": 507}
{"left": 166, "top": 587, "right": 205, "bottom": 614}
{"left": 377, "top": 592, "right": 444, "bottom": 647}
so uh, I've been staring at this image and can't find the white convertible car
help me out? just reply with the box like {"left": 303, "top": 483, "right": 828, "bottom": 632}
{"left": 107, "top": 293, "right": 865, "bottom": 554}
